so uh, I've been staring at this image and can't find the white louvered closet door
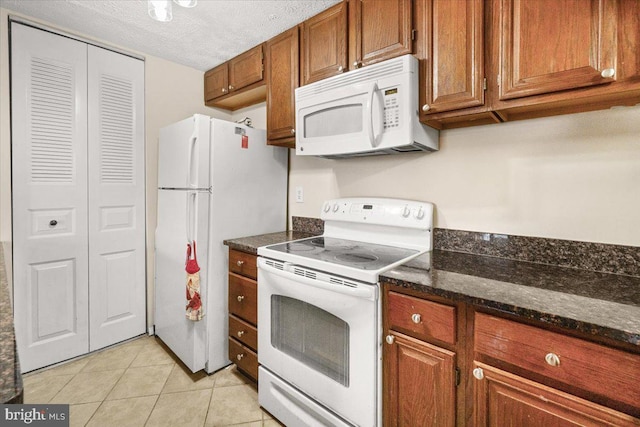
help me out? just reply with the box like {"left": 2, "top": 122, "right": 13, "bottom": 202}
{"left": 11, "top": 24, "right": 90, "bottom": 372}
{"left": 87, "top": 46, "right": 146, "bottom": 351}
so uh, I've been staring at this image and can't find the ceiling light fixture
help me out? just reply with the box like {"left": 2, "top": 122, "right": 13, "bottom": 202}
{"left": 148, "top": 0, "right": 197, "bottom": 23}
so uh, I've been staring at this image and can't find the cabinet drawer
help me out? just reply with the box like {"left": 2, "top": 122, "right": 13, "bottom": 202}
{"left": 229, "top": 314, "right": 258, "bottom": 351}
{"left": 229, "top": 250, "right": 257, "bottom": 279}
{"left": 228, "top": 273, "right": 257, "bottom": 325}
{"left": 229, "top": 337, "right": 258, "bottom": 382}
{"left": 387, "top": 291, "right": 456, "bottom": 345}
{"left": 474, "top": 313, "right": 640, "bottom": 410}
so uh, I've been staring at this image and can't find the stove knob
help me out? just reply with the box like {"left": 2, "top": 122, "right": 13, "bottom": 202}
{"left": 414, "top": 206, "right": 425, "bottom": 220}
{"left": 323, "top": 203, "right": 331, "bottom": 213}
{"left": 402, "top": 205, "right": 411, "bottom": 218}
{"left": 332, "top": 203, "right": 340, "bottom": 213}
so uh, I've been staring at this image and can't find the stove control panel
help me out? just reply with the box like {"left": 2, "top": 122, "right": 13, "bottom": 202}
{"left": 321, "top": 198, "right": 433, "bottom": 230}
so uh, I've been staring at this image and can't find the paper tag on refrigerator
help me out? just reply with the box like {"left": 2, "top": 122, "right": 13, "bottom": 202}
{"left": 241, "top": 135, "right": 248, "bottom": 149}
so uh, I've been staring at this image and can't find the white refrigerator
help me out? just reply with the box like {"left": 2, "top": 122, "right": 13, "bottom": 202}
{"left": 154, "top": 114, "right": 287, "bottom": 373}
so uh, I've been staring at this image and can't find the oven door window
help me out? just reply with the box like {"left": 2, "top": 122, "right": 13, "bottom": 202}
{"left": 271, "top": 295, "right": 349, "bottom": 386}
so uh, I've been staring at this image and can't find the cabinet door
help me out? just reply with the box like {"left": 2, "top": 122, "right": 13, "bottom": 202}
{"left": 473, "top": 362, "right": 640, "bottom": 427}
{"left": 11, "top": 23, "right": 90, "bottom": 373}
{"left": 204, "top": 63, "right": 228, "bottom": 101}
{"left": 301, "top": 2, "right": 348, "bottom": 86}
{"left": 417, "top": 0, "right": 484, "bottom": 116}
{"left": 228, "top": 44, "right": 264, "bottom": 93}
{"left": 349, "top": 0, "right": 413, "bottom": 69}
{"left": 384, "top": 332, "right": 456, "bottom": 427}
{"left": 266, "top": 26, "right": 299, "bottom": 146}
{"left": 499, "top": 0, "right": 617, "bottom": 100}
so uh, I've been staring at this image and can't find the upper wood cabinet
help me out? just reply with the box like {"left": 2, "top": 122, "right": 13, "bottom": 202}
{"left": 299, "top": 0, "right": 414, "bottom": 86}
{"left": 416, "top": 0, "right": 488, "bottom": 121}
{"left": 266, "top": 26, "right": 299, "bottom": 147}
{"left": 417, "top": 0, "right": 640, "bottom": 129}
{"left": 498, "top": 0, "right": 617, "bottom": 101}
{"left": 301, "top": 2, "right": 348, "bottom": 86}
{"left": 490, "top": 0, "right": 640, "bottom": 121}
{"left": 204, "top": 44, "right": 266, "bottom": 111}
{"left": 349, "top": 0, "right": 413, "bottom": 69}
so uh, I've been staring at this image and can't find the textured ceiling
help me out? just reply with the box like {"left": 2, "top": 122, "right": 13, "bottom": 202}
{"left": 1, "top": 0, "right": 340, "bottom": 71}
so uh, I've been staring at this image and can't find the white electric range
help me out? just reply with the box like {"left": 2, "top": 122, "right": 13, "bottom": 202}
{"left": 257, "top": 198, "right": 433, "bottom": 427}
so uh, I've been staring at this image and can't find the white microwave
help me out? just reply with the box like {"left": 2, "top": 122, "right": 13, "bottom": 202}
{"left": 295, "top": 54, "right": 439, "bottom": 158}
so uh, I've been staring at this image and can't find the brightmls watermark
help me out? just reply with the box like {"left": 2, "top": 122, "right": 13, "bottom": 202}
{"left": 1, "top": 405, "right": 69, "bottom": 426}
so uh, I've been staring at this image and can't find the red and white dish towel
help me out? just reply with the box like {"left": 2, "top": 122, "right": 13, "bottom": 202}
{"left": 185, "top": 241, "right": 204, "bottom": 321}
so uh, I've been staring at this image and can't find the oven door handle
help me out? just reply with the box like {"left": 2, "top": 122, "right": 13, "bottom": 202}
{"left": 258, "top": 258, "right": 375, "bottom": 300}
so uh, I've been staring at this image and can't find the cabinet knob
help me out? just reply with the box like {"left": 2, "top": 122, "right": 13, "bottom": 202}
{"left": 601, "top": 68, "right": 615, "bottom": 79}
{"left": 237, "top": 295, "right": 245, "bottom": 302}
{"left": 338, "top": 65, "right": 344, "bottom": 72}
{"left": 236, "top": 353, "right": 244, "bottom": 361}
{"left": 385, "top": 335, "right": 395, "bottom": 345}
{"left": 291, "top": 128, "right": 296, "bottom": 135}
{"left": 229, "top": 85, "right": 235, "bottom": 91}
{"left": 411, "top": 313, "right": 422, "bottom": 324}
{"left": 353, "top": 61, "right": 362, "bottom": 69}
{"left": 49, "top": 219, "right": 58, "bottom": 227}
{"left": 472, "top": 367, "right": 484, "bottom": 380}
{"left": 222, "top": 87, "right": 227, "bottom": 93}
{"left": 422, "top": 104, "right": 430, "bottom": 112}
{"left": 237, "top": 330, "right": 245, "bottom": 338}
{"left": 545, "top": 352, "right": 560, "bottom": 367}
{"left": 236, "top": 260, "right": 244, "bottom": 267}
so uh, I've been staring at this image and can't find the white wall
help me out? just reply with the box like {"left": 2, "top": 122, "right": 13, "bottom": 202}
{"left": 0, "top": 8, "right": 230, "bottom": 325}
{"left": 288, "top": 105, "right": 640, "bottom": 246}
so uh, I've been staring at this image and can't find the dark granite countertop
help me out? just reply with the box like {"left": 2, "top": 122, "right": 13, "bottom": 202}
{"left": 0, "top": 242, "right": 23, "bottom": 403}
{"left": 224, "top": 231, "right": 317, "bottom": 255}
{"left": 223, "top": 227, "right": 640, "bottom": 349}
{"left": 382, "top": 249, "right": 640, "bottom": 347}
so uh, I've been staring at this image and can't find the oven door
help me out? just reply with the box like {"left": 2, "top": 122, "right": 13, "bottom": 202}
{"left": 258, "top": 257, "right": 378, "bottom": 427}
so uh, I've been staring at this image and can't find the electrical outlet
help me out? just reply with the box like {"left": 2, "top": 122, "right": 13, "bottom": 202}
{"left": 295, "top": 186, "right": 304, "bottom": 203}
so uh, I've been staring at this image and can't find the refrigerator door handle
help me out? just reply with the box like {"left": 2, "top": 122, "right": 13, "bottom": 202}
{"left": 186, "top": 118, "right": 200, "bottom": 188}
{"left": 186, "top": 192, "right": 196, "bottom": 242}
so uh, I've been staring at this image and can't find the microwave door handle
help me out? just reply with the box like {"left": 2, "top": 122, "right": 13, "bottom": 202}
{"left": 367, "top": 83, "right": 383, "bottom": 147}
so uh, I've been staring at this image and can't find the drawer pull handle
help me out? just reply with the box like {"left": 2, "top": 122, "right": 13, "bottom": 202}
{"left": 385, "top": 335, "right": 395, "bottom": 345}
{"left": 411, "top": 313, "right": 422, "bottom": 324}
{"left": 49, "top": 219, "right": 58, "bottom": 227}
{"left": 545, "top": 353, "right": 560, "bottom": 367}
{"left": 601, "top": 68, "right": 615, "bottom": 79}
{"left": 472, "top": 367, "right": 484, "bottom": 380}
{"left": 236, "top": 353, "right": 244, "bottom": 361}
{"left": 236, "top": 260, "right": 244, "bottom": 267}
{"left": 237, "top": 330, "right": 245, "bottom": 338}
{"left": 237, "top": 295, "right": 245, "bottom": 302}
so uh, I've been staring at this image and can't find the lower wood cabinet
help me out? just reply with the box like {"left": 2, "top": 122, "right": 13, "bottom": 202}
{"left": 384, "top": 332, "right": 456, "bottom": 427}
{"left": 472, "top": 362, "right": 639, "bottom": 427}
{"left": 228, "top": 249, "right": 259, "bottom": 382}
{"left": 383, "top": 284, "right": 640, "bottom": 426}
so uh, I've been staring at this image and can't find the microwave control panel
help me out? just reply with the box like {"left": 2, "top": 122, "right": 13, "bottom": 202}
{"left": 383, "top": 88, "right": 400, "bottom": 130}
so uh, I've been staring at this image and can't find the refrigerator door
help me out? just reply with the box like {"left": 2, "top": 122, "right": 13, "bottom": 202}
{"left": 158, "top": 114, "right": 211, "bottom": 190}
{"left": 205, "top": 119, "right": 288, "bottom": 373}
{"left": 155, "top": 188, "right": 210, "bottom": 372}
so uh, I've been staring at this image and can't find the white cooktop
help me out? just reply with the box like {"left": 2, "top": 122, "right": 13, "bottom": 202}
{"left": 258, "top": 198, "right": 433, "bottom": 283}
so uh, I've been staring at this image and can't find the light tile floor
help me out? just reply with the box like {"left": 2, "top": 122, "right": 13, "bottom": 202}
{"left": 22, "top": 335, "right": 281, "bottom": 427}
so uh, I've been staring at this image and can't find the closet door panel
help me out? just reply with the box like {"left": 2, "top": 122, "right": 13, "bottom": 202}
{"left": 11, "top": 24, "right": 89, "bottom": 372}
{"left": 87, "top": 46, "right": 146, "bottom": 351}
